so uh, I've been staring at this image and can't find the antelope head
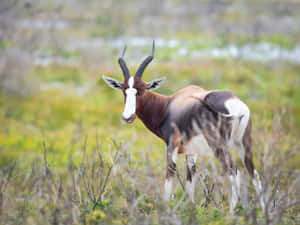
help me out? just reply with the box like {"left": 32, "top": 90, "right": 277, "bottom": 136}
{"left": 103, "top": 41, "right": 165, "bottom": 124}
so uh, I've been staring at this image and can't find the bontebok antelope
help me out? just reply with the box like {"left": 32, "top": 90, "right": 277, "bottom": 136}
{"left": 103, "top": 41, "right": 265, "bottom": 213}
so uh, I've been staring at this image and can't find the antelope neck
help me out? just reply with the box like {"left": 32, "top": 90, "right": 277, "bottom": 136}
{"left": 136, "top": 91, "right": 171, "bottom": 139}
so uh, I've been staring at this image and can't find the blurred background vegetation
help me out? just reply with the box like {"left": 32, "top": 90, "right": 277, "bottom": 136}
{"left": 0, "top": 0, "right": 299, "bottom": 224}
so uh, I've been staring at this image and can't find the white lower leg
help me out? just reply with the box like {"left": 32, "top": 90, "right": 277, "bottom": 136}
{"left": 230, "top": 187, "right": 238, "bottom": 213}
{"left": 229, "top": 171, "right": 241, "bottom": 213}
{"left": 164, "top": 178, "right": 173, "bottom": 201}
{"left": 252, "top": 170, "right": 265, "bottom": 211}
{"left": 236, "top": 170, "right": 242, "bottom": 196}
{"left": 164, "top": 147, "right": 178, "bottom": 201}
{"left": 186, "top": 178, "right": 196, "bottom": 202}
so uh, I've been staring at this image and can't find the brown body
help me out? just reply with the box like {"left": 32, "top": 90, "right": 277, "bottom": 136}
{"left": 103, "top": 41, "right": 265, "bottom": 213}
{"left": 133, "top": 83, "right": 257, "bottom": 211}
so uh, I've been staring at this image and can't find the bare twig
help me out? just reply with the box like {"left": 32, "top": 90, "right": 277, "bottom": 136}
{"left": 176, "top": 170, "right": 185, "bottom": 192}
{"left": 92, "top": 139, "right": 121, "bottom": 210}
{"left": 43, "top": 140, "right": 52, "bottom": 177}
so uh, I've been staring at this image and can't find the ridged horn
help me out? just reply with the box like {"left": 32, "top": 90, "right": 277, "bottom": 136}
{"left": 118, "top": 45, "right": 130, "bottom": 78}
{"left": 135, "top": 40, "right": 155, "bottom": 78}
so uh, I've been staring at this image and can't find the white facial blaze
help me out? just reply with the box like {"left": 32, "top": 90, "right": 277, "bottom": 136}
{"left": 123, "top": 76, "right": 137, "bottom": 119}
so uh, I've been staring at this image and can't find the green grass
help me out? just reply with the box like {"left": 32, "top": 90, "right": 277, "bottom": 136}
{"left": 0, "top": 59, "right": 299, "bottom": 224}
{"left": 32, "top": 64, "right": 86, "bottom": 84}
{"left": 1, "top": 60, "right": 299, "bottom": 166}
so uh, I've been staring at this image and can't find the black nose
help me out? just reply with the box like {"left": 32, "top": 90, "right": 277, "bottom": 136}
{"left": 123, "top": 116, "right": 132, "bottom": 122}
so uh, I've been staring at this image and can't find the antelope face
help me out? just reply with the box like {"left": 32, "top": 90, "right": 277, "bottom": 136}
{"left": 103, "top": 41, "right": 165, "bottom": 124}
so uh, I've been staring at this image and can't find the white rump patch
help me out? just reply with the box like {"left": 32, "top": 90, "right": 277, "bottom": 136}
{"left": 225, "top": 98, "right": 250, "bottom": 150}
{"left": 122, "top": 76, "right": 137, "bottom": 119}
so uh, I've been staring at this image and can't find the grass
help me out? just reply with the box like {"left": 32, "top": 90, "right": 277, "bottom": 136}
{"left": 0, "top": 123, "right": 298, "bottom": 225}
{"left": 0, "top": 59, "right": 299, "bottom": 224}
{"left": 1, "top": 59, "right": 299, "bottom": 164}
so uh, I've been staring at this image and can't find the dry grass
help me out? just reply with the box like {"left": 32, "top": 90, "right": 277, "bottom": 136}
{"left": 0, "top": 113, "right": 299, "bottom": 225}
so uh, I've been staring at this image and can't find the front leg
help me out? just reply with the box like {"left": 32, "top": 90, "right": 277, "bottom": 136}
{"left": 186, "top": 154, "right": 197, "bottom": 202}
{"left": 164, "top": 143, "right": 178, "bottom": 201}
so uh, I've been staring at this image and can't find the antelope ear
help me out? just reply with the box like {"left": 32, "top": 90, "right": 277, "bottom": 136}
{"left": 102, "top": 75, "right": 122, "bottom": 90}
{"left": 146, "top": 77, "right": 166, "bottom": 90}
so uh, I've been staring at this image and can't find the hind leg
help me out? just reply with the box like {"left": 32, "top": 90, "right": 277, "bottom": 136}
{"left": 213, "top": 147, "right": 240, "bottom": 213}
{"left": 241, "top": 121, "right": 266, "bottom": 212}
{"left": 186, "top": 154, "right": 197, "bottom": 202}
{"left": 244, "top": 143, "right": 265, "bottom": 212}
{"left": 224, "top": 150, "right": 241, "bottom": 214}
